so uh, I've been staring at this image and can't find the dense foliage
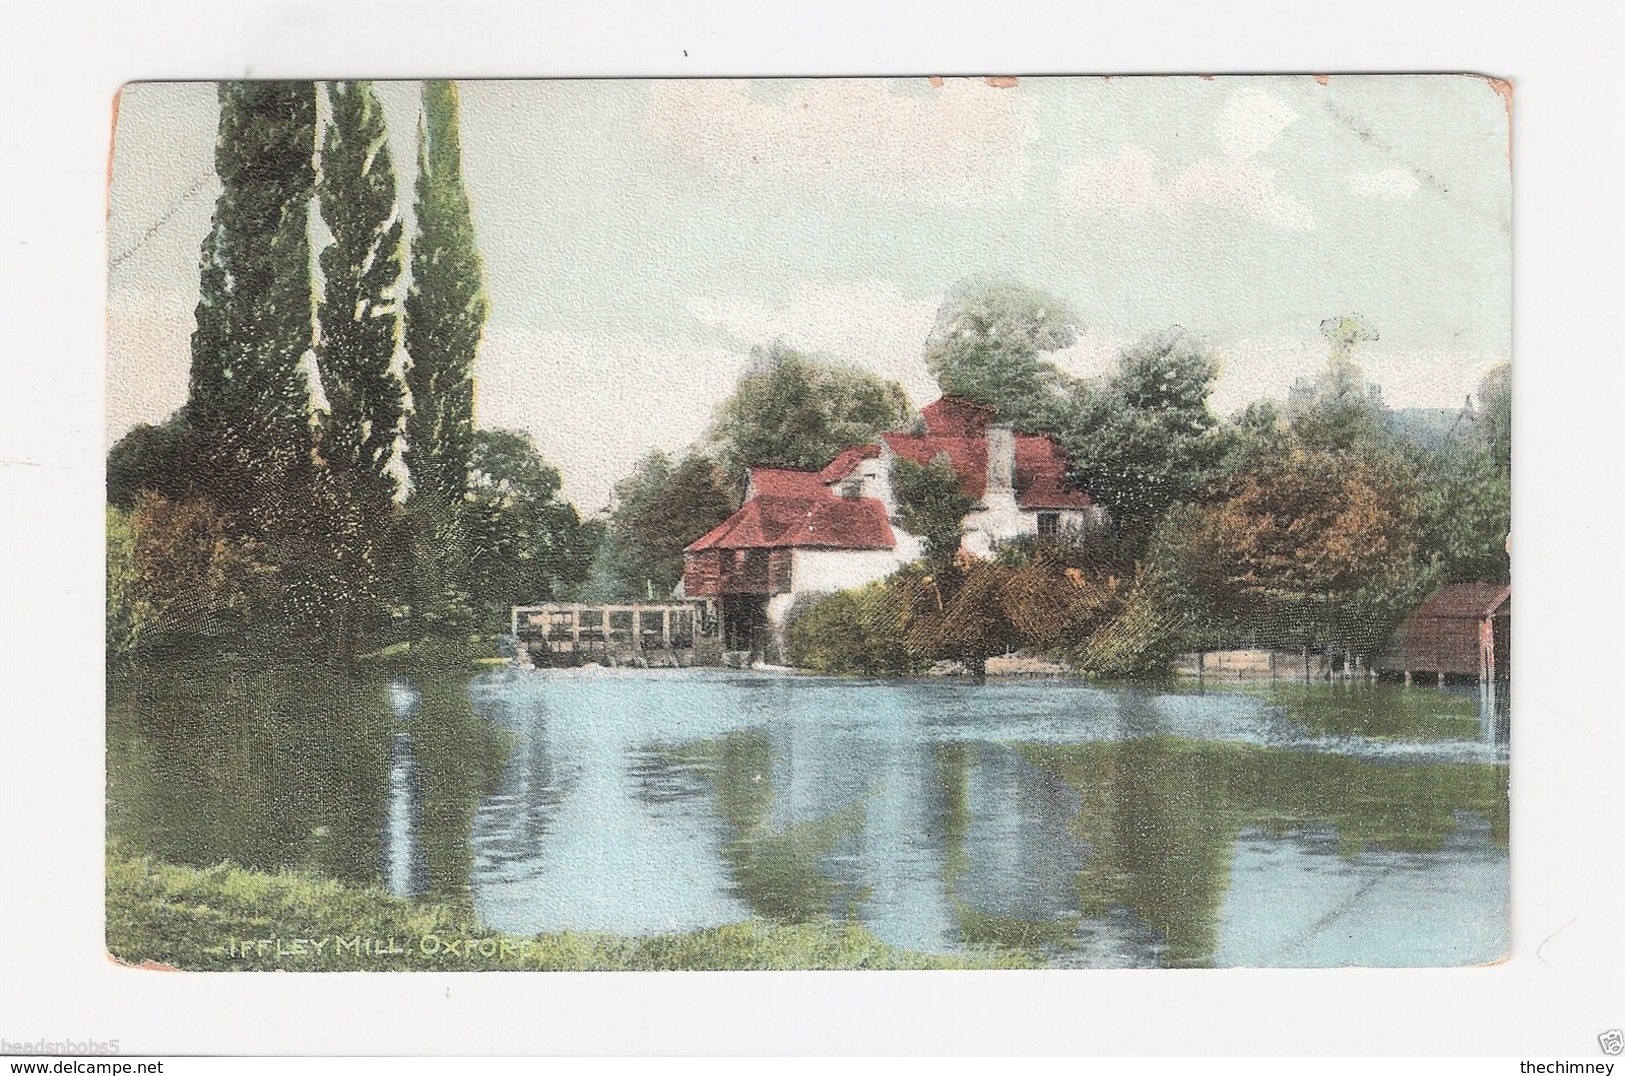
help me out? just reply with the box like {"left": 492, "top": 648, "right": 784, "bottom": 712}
{"left": 784, "top": 583, "right": 923, "bottom": 676}
{"left": 315, "top": 80, "right": 406, "bottom": 505}
{"left": 784, "top": 298, "right": 1509, "bottom": 680}
{"left": 107, "top": 80, "right": 587, "bottom": 660}
{"left": 1054, "top": 328, "right": 1225, "bottom": 548}
{"left": 404, "top": 80, "right": 488, "bottom": 511}
{"left": 588, "top": 452, "right": 735, "bottom": 600}
{"left": 708, "top": 344, "right": 913, "bottom": 481}
{"left": 922, "top": 279, "right": 1078, "bottom": 427}
{"left": 463, "top": 429, "right": 597, "bottom": 619}
{"left": 186, "top": 81, "right": 319, "bottom": 495}
{"left": 890, "top": 454, "right": 974, "bottom": 561}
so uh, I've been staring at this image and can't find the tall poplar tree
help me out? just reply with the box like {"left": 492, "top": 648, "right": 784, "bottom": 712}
{"left": 404, "top": 79, "right": 488, "bottom": 509}
{"left": 187, "top": 81, "right": 319, "bottom": 502}
{"left": 400, "top": 80, "right": 488, "bottom": 637}
{"left": 316, "top": 80, "right": 406, "bottom": 503}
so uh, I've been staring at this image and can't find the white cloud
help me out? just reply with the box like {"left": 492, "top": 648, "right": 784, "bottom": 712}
{"left": 1348, "top": 168, "right": 1423, "bottom": 199}
{"left": 1065, "top": 146, "right": 1313, "bottom": 231}
{"left": 474, "top": 328, "right": 751, "bottom": 512}
{"left": 646, "top": 78, "right": 1038, "bottom": 206}
{"left": 1046, "top": 327, "right": 1131, "bottom": 383}
{"left": 105, "top": 287, "right": 198, "bottom": 447}
{"left": 686, "top": 283, "right": 942, "bottom": 406}
{"left": 1060, "top": 89, "right": 1311, "bottom": 231}
{"left": 1215, "top": 88, "right": 1301, "bottom": 159}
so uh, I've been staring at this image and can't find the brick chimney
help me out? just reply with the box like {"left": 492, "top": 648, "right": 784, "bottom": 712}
{"left": 985, "top": 424, "right": 1017, "bottom": 507}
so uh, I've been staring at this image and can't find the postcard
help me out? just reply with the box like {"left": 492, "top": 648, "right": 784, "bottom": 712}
{"left": 104, "top": 75, "right": 1510, "bottom": 971}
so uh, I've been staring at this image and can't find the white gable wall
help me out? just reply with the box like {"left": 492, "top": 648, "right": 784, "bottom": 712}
{"left": 960, "top": 505, "right": 1107, "bottom": 557}
{"left": 790, "top": 537, "right": 924, "bottom": 596}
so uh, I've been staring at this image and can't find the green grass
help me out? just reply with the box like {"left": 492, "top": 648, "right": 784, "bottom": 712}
{"left": 105, "top": 853, "right": 1037, "bottom": 971}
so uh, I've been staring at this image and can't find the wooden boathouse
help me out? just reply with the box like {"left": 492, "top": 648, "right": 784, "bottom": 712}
{"left": 1378, "top": 582, "right": 1510, "bottom": 686}
{"left": 510, "top": 601, "right": 722, "bottom": 667}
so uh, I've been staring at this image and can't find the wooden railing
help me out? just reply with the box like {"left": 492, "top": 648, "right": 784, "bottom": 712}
{"left": 511, "top": 601, "right": 718, "bottom": 655}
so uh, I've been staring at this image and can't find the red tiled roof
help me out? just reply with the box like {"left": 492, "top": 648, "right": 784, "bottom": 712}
{"left": 1014, "top": 435, "right": 1095, "bottom": 509}
{"left": 685, "top": 495, "right": 895, "bottom": 552}
{"left": 817, "top": 445, "right": 880, "bottom": 484}
{"left": 883, "top": 427, "right": 1094, "bottom": 510}
{"left": 686, "top": 396, "right": 1093, "bottom": 558}
{"left": 785, "top": 498, "right": 895, "bottom": 549}
{"left": 922, "top": 396, "right": 997, "bottom": 437}
{"left": 883, "top": 433, "right": 989, "bottom": 498}
{"left": 748, "top": 467, "right": 834, "bottom": 500}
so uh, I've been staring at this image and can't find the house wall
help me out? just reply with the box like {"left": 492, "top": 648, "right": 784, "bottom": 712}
{"left": 680, "top": 548, "right": 794, "bottom": 597}
{"left": 866, "top": 444, "right": 903, "bottom": 516}
{"left": 789, "top": 542, "right": 921, "bottom": 596}
{"left": 752, "top": 537, "right": 927, "bottom": 659}
{"left": 959, "top": 506, "right": 1106, "bottom": 557}
{"left": 680, "top": 550, "right": 721, "bottom": 597}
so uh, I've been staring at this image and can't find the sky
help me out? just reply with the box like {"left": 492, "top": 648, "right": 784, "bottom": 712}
{"left": 106, "top": 75, "right": 1511, "bottom": 511}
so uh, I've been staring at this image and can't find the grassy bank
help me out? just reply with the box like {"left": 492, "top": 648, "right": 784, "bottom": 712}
{"left": 106, "top": 854, "right": 1037, "bottom": 971}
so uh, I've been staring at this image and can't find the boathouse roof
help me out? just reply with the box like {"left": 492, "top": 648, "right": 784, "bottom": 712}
{"left": 1381, "top": 582, "right": 1510, "bottom": 677}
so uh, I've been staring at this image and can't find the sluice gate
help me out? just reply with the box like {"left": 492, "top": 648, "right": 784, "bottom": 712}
{"left": 510, "top": 601, "right": 722, "bottom": 667}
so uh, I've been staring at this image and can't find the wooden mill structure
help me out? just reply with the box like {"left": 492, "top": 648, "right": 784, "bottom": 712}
{"left": 510, "top": 600, "right": 722, "bottom": 667}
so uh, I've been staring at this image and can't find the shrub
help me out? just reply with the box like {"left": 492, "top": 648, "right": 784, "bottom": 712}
{"left": 785, "top": 583, "right": 923, "bottom": 676}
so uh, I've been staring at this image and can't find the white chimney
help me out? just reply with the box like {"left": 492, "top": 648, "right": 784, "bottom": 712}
{"left": 985, "top": 425, "right": 1016, "bottom": 507}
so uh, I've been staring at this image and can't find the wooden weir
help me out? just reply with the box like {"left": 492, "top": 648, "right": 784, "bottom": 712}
{"left": 510, "top": 601, "right": 721, "bottom": 667}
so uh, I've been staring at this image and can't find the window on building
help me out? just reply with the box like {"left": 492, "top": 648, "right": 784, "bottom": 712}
{"left": 1037, "top": 512, "right": 1060, "bottom": 537}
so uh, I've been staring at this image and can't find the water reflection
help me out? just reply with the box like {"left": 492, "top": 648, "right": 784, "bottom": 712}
{"left": 1217, "top": 817, "right": 1510, "bottom": 967}
{"left": 108, "top": 665, "right": 1510, "bottom": 967}
{"left": 107, "top": 661, "right": 396, "bottom": 886}
{"left": 384, "top": 732, "right": 424, "bottom": 898}
{"left": 106, "top": 660, "right": 509, "bottom": 903}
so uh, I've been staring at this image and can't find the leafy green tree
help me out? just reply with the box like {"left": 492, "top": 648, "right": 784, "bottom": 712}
{"left": 923, "top": 279, "right": 1078, "bottom": 427}
{"left": 254, "top": 453, "right": 384, "bottom": 648}
{"left": 997, "top": 548, "right": 1123, "bottom": 653}
{"left": 187, "top": 81, "right": 319, "bottom": 502}
{"left": 118, "top": 491, "right": 271, "bottom": 653}
{"left": 106, "top": 415, "right": 193, "bottom": 509}
{"left": 163, "top": 81, "right": 394, "bottom": 654}
{"left": 592, "top": 452, "right": 735, "bottom": 600}
{"left": 1289, "top": 315, "right": 1388, "bottom": 452}
{"left": 463, "top": 429, "right": 596, "bottom": 618}
{"left": 1057, "top": 328, "right": 1224, "bottom": 550}
{"left": 397, "top": 499, "right": 477, "bottom": 641}
{"left": 1476, "top": 361, "right": 1511, "bottom": 478}
{"left": 708, "top": 344, "right": 913, "bottom": 479}
{"left": 315, "top": 80, "right": 406, "bottom": 504}
{"left": 1186, "top": 444, "right": 1424, "bottom": 656}
{"left": 106, "top": 507, "right": 140, "bottom": 656}
{"left": 404, "top": 79, "right": 488, "bottom": 511}
{"left": 1412, "top": 440, "right": 1510, "bottom": 584}
{"left": 398, "top": 80, "right": 489, "bottom": 638}
{"left": 785, "top": 583, "right": 922, "bottom": 676}
{"left": 892, "top": 560, "right": 1021, "bottom": 682}
{"left": 1216, "top": 400, "right": 1290, "bottom": 477}
{"left": 892, "top": 454, "right": 975, "bottom": 561}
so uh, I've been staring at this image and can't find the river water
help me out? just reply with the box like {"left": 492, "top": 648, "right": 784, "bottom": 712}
{"left": 107, "top": 663, "right": 1509, "bottom": 968}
